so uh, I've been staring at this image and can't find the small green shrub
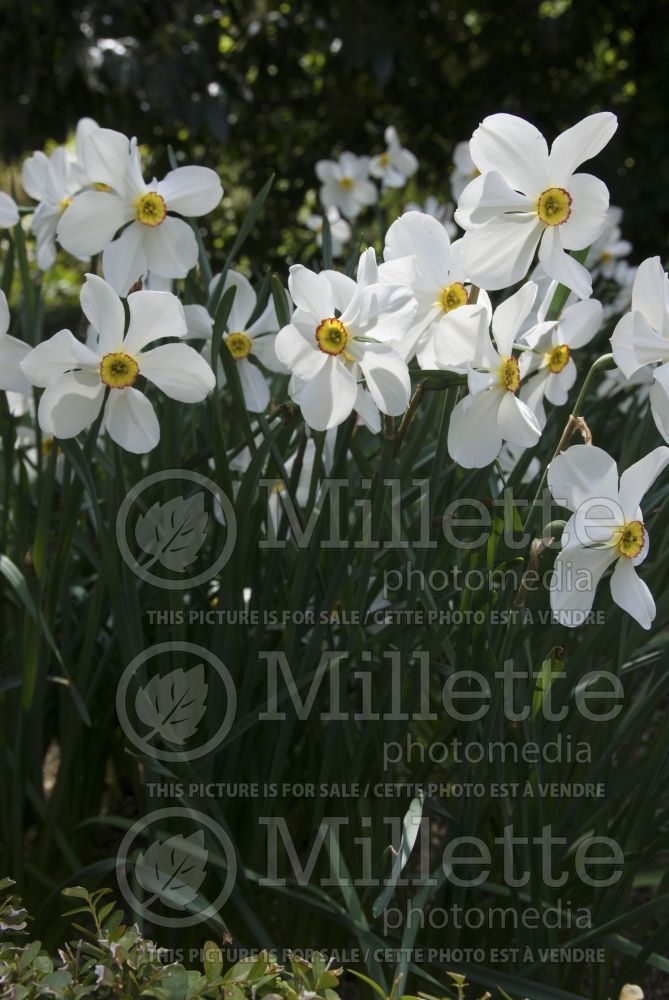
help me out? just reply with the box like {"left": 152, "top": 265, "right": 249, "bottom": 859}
{"left": 0, "top": 879, "right": 343, "bottom": 1000}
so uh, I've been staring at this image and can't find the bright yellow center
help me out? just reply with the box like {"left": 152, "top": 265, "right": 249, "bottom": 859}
{"left": 99, "top": 352, "right": 140, "bottom": 389}
{"left": 135, "top": 191, "right": 167, "bottom": 227}
{"left": 438, "top": 282, "right": 468, "bottom": 314}
{"left": 546, "top": 343, "right": 570, "bottom": 374}
{"left": 498, "top": 356, "right": 520, "bottom": 393}
{"left": 315, "top": 317, "right": 349, "bottom": 356}
{"left": 59, "top": 196, "right": 73, "bottom": 214}
{"left": 340, "top": 177, "right": 353, "bottom": 191}
{"left": 615, "top": 520, "right": 645, "bottom": 559}
{"left": 536, "top": 187, "right": 573, "bottom": 226}
{"left": 600, "top": 250, "right": 613, "bottom": 263}
{"left": 94, "top": 182, "right": 112, "bottom": 192}
{"left": 226, "top": 332, "right": 252, "bottom": 359}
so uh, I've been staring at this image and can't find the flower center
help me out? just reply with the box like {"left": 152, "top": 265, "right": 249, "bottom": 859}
{"left": 546, "top": 343, "right": 570, "bottom": 374}
{"left": 94, "top": 182, "right": 112, "bottom": 192}
{"left": 135, "top": 191, "right": 167, "bottom": 227}
{"left": 339, "top": 177, "right": 353, "bottom": 191}
{"left": 315, "top": 317, "right": 349, "bottom": 356}
{"left": 58, "top": 196, "right": 73, "bottom": 214}
{"left": 99, "top": 352, "right": 140, "bottom": 389}
{"left": 378, "top": 152, "right": 391, "bottom": 168}
{"left": 536, "top": 187, "right": 573, "bottom": 226}
{"left": 615, "top": 520, "right": 645, "bottom": 559}
{"left": 498, "top": 356, "right": 520, "bottom": 393}
{"left": 438, "top": 282, "right": 469, "bottom": 314}
{"left": 226, "top": 332, "right": 252, "bottom": 359}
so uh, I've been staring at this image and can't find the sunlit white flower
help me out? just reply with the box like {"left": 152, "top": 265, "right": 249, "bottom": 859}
{"left": 0, "top": 290, "right": 31, "bottom": 393}
{"left": 587, "top": 205, "right": 631, "bottom": 279}
{"left": 0, "top": 192, "right": 19, "bottom": 229}
{"left": 20, "top": 274, "right": 215, "bottom": 453}
{"left": 383, "top": 211, "right": 491, "bottom": 367}
{"left": 21, "top": 118, "right": 99, "bottom": 270}
{"left": 548, "top": 444, "right": 669, "bottom": 629}
{"left": 521, "top": 298, "right": 603, "bottom": 427}
{"left": 305, "top": 207, "right": 352, "bottom": 256}
{"left": 446, "top": 283, "right": 542, "bottom": 468}
{"left": 451, "top": 140, "right": 479, "bottom": 201}
{"left": 610, "top": 256, "right": 669, "bottom": 440}
{"left": 203, "top": 270, "right": 285, "bottom": 413}
{"left": 404, "top": 196, "right": 457, "bottom": 239}
{"left": 316, "top": 152, "right": 377, "bottom": 219}
{"left": 455, "top": 113, "right": 617, "bottom": 298}
{"left": 275, "top": 258, "right": 415, "bottom": 431}
{"left": 57, "top": 128, "right": 223, "bottom": 295}
{"left": 369, "top": 126, "right": 418, "bottom": 189}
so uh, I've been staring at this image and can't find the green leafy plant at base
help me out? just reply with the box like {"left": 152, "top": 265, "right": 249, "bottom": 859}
{"left": 0, "top": 879, "right": 344, "bottom": 1000}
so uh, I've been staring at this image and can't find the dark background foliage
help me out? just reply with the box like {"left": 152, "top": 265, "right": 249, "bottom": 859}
{"left": 1, "top": 0, "right": 667, "bottom": 268}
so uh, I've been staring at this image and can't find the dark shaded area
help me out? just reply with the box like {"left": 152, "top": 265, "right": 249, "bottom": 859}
{"left": 1, "top": 0, "right": 667, "bottom": 264}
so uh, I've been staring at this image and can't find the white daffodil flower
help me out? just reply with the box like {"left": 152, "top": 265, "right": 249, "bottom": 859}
{"left": 315, "top": 152, "right": 377, "bottom": 220}
{"left": 56, "top": 128, "right": 223, "bottom": 296}
{"left": 203, "top": 270, "right": 285, "bottom": 413}
{"left": 305, "top": 207, "right": 352, "bottom": 256}
{"left": 369, "top": 126, "right": 418, "bottom": 189}
{"left": 610, "top": 256, "right": 669, "bottom": 441}
{"left": 0, "top": 192, "right": 19, "bottom": 229}
{"left": 450, "top": 140, "right": 479, "bottom": 202}
{"left": 383, "top": 210, "right": 492, "bottom": 366}
{"left": 21, "top": 118, "right": 98, "bottom": 270}
{"left": 455, "top": 112, "right": 617, "bottom": 298}
{"left": 275, "top": 259, "right": 415, "bottom": 431}
{"left": 20, "top": 274, "right": 215, "bottom": 453}
{"left": 145, "top": 269, "right": 285, "bottom": 413}
{"left": 446, "top": 282, "right": 543, "bottom": 468}
{"left": 548, "top": 444, "right": 669, "bottom": 629}
{"left": 521, "top": 298, "right": 603, "bottom": 427}
{"left": 0, "top": 290, "right": 32, "bottom": 394}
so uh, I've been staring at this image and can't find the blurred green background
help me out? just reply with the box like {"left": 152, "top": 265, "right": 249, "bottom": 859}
{"left": 1, "top": 0, "right": 667, "bottom": 269}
